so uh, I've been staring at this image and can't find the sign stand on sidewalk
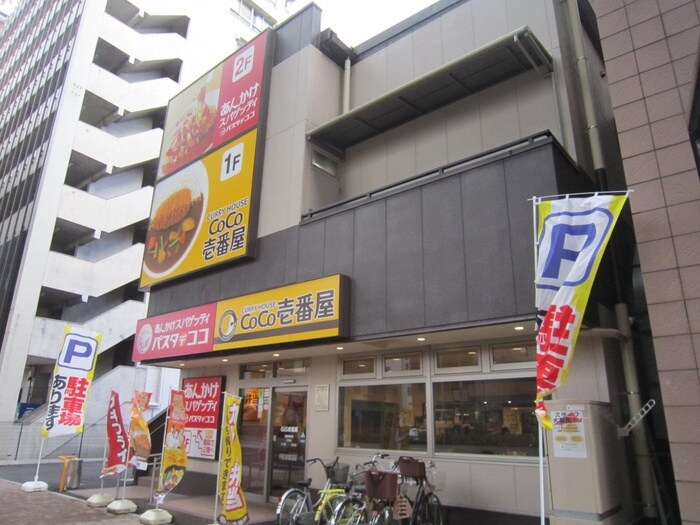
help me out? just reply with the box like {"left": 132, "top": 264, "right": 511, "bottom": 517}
{"left": 21, "top": 439, "right": 48, "bottom": 492}
{"left": 87, "top": 439, "right": 114, "bottom": 507}
{"left": 106, "top": 466, "right": 137, "bottom": 515}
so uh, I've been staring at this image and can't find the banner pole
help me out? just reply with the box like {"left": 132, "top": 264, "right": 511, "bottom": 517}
{"left": 532, "top": 195, "right": 547, "bottom": 525}
{"left": 99, "top": 433, "right": 108, "bottom": 492}
{"left": 154, "top": 388, "right": 173, "bottom": 509}
{"left": 539, "top": 424, "right": 546, "bottom": 525}
{"left": 33, "top": 438, "right": 45, "bottom": 482}
{"left": 212, "top": 392, "right": 230, "bottom": 524}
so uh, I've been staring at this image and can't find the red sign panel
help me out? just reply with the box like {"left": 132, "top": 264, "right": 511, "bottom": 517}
{"left": 158, "top": 31, "right": 269, "bottom": 180}
{"left": 132, "top": 303, "right": 216, "bottom": 361}
{"left": 183, "top": 376, "right": 224, "bottom": 460}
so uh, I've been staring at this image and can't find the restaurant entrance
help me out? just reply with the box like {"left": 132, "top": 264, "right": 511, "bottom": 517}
{"left": 238, "top": 385, "right": 308, "bottom": 501}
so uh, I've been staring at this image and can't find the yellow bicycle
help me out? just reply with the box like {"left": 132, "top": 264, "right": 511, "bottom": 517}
{"left": 276, "top": 457, "right": 350, "bottom": 525}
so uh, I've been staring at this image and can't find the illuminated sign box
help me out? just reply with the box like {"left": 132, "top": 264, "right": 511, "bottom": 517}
{"left": 133, "top": 275, "right": 350, "bottom": 361}
{"left": 140, "top": 30, "right": 274, "bottom": 289}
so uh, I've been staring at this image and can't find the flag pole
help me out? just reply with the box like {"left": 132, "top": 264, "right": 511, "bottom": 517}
{"left": 21, "top": 431, "right": 48, "bottom": 491}
{"left": 85, "top": 431, "right": 115, "bottom": 508}
{"left": 155, "top": 388, "right": 173, "bottom": 509}
{"left": 211, "top": 391, "right": 230, "bottom": 525}
{"left": 532, "top": 195, "right": 546, "bottom": 525}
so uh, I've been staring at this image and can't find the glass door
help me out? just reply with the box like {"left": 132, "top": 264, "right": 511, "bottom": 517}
{"left": 269, "top": 389, "right": 307, "bottom": 497}
{"left": 238, "top": 387, "right": 270, "bottom": 498}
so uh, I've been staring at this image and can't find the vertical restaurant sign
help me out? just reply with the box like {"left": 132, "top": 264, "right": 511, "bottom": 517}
{"left": 132, "top": 303, "right": 217, "bottom": 362}
{"left": 183, "top": 376, "right": 224, "bottom": 460}
{"left": 214, "top": 274, "right": 349, "bottom": 351}
{"left": 41, "top": 326, "right": 101, "bottom": 438}
{"left": 157, "top": 31, "right": 270, "bottom": 181}
{"left": 140, "top": 130, "right": 259, "bottom": 287}
{"left": 101, "top": 391, "right": 133, "bottom": 477}
{"left": 534, "top": 193, "right": 627, "bottom": 430}
{"left": 217, "top": 394, "right": 248, "bottom": 524}
{"left": 160, "top": 390, "right": 188, "bottom": 493}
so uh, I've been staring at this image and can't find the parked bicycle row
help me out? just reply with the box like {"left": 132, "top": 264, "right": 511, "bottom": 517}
{"left": 276, "top": 453, "right": 445, "bottom": 525}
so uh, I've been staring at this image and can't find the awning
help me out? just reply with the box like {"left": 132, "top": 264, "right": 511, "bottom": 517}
{"left": 308, "top": 27, "right": 553, "bottom": 157}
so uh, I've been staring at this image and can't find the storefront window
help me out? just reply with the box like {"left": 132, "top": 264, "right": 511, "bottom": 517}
{"left": 433, "top": 378, "right": 538, "bottom": 456}
{"left": 337, "top": 383, "right": 427, "bottom": 451}
{"left": 435, "top": 346, "right": 480, "bottom": 370}
{"left": 240, "top": 362, "right": 273, "bottom": 379}
{"left": 342, "top": 357, "right": 375, "bottom": 376}
{"left": 240, "top": 359, "right": 309, "bottom": 379}
{"left": 276, "top": 359, "right": 309, "bottom": 377}
{"left": 383, "top": 352, "right": 421, "bottom": 374}
{"left": 491, "top": 341, "right": 536, "bottom": 367}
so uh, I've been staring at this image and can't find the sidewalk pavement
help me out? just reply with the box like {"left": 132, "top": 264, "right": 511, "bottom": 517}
{"left": 0, "top": 459, "right": 277, "bottom": 524}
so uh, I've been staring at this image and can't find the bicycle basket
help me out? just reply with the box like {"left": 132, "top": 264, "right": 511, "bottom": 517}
{"left": 365, "top": 470, "right": 398, "bottom": 501}
{"left": 351, "top": 466, "right": 368, "bottom": 487}
{"left": 397, "top": 456, "right": 426, "bottom": 479}
{"left": 330, "top": 463, "right": 350, "bottom": 484}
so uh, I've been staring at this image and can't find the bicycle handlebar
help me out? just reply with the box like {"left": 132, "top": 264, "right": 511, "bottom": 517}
{"left": 306, "top": 456, "right": 339, "bottom": 469}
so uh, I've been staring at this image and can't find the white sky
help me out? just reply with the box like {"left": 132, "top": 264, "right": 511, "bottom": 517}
{"left": 310, "top": 0, "right": 438, "bottom": 46}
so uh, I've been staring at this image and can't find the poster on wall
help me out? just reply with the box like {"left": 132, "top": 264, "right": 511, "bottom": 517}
{"left": 551, "top": 407, "right": 587, "bottom": 458}
{"left": 183, "top": 376, "right": 224, "bottom": 460}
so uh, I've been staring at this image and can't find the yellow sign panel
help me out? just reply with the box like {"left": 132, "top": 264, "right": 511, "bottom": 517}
{"left": 140, "top": 129, "right": 258, "bottom": 288}
{"left": 214, "top": 275, "right": 348, "bottom": 351}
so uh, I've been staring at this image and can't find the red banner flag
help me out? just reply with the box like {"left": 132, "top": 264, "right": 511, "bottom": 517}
{"left": 101, "top": 391, "right": 132, "bottom": 477}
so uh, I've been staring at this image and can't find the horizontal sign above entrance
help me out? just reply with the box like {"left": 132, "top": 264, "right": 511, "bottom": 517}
{"left": 214, "top": 274, "right": 350, "bottom": 351}
{"left": 133, "top": 304, "right": 217, "bottom": 361}
{"left": 132, "top": 275, "right": 350, "bottom": 362}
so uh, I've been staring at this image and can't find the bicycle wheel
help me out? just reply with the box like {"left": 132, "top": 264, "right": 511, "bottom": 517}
{"left": 320, "top": 493, "right": 350, "bottom": 524}
{"left": 369, "top": 503, "right": 392, "bottom": 525}
{"left": 330, "top": 496, "right": 368, "bottom": 525}
{"left": 415, "top": 492, "right": 444, "bottom": 525}
{"left": 277, "top": 488, "right": 310, "bottom": 525}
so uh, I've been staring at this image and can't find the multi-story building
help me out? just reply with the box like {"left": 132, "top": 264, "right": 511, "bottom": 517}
{"left": 134, "top": 0, "right": 687, "bottom": 523}
{"left": 0, "top": 0, "right": 288, "bottom": 438}
{"left": 591, "top": 1, "right": 700, "bottom": 523}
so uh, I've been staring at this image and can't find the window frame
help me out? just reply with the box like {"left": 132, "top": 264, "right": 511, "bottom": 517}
{"left": 489, "top": 340, "right": 537, "bottom": 371}
{"left": 432, "top": 344, "right": 482, "bottom": 375}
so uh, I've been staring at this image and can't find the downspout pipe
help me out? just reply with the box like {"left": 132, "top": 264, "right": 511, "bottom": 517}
{"left": 565, "top": 0, "right": 657, "bottom": 519}
{"left": 342, "top": 56, "right": 351, "bottom": 114}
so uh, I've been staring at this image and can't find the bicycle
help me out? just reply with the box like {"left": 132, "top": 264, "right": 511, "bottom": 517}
{"left": 330, "top": 453, "right": 393, "bottom": 525}
{"left": 276, "top": 457, "right": 351, "bottom": 525}
{"left": 331, "top": 453, "right": 399, "bottom": 525}
{"left": 395, "top": 456, "right": 444, "bottom": 525}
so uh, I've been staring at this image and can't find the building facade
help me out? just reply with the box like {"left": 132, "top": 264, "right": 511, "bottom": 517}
{"left": 0, "top": 0, "right": 288, "bottom": 437}
{"left": 591, "top": 1, "right": 700, "bottom": 523}
{"left": 136, "top": 1, "right": 681, "bottom": 523}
